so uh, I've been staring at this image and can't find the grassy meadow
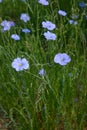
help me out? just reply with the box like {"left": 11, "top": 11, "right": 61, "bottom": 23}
{"left": 0, "top": 0, "right": 87, "bottom": 129}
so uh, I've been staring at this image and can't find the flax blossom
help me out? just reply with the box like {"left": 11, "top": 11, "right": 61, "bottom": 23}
{"left": 42, "top": 21, "right": 56, "bottom": 30}
{"left": 11, "top": 34, "right": 20, "bottom": 41}
{"left": 69, "top": 20, "right": 78, "bottom": 25}
{"left": 39, "top": 68, "right": 46, "bottom": 76}
{"left": 58, "top": 10, "right": 67, "bottom": 16}
{"left": 20, "top": 13, "right": 30, "bottom": 22}
{"left": 54, "top": 53, "right": 71, "bottom": 66}
{"left": 43, "top": 31, "right": 57, "bottom": 40}
{"left": 79, "top": 2, "right": 86, "bottom": 8}
{"left": 38, "top": 0, "right": 49, "bottom": 5}
{"left": 1, "top": 20, "right": 15, "bottom": 31}
{"left": 22, "top": 28, "right": 31, "bottom": 33}
{"left": 0, "top": 0, "right": 2, "bottom": 3}
{"left": 12, "top": 57, "right": 29, "bottom": 71}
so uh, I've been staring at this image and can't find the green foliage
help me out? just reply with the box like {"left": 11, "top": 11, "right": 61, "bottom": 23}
{"left": 0, "top": 0, "right": 87, "bottom": 130}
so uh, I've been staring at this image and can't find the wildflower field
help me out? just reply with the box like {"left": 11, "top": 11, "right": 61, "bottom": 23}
{"left": 0, "top": 0, "right": 87, "bottom": 129}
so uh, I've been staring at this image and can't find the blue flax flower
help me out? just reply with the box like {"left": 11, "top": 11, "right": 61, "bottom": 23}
{"left": 1, "top": 20, "right": 15, "bottom": 31}
{"left": 43, "top": 31, "right": 57, "bottom": 40}
{"left": 39, "top": 68, "right": 46, "bottom": 76}
{"left": 54, "top": 53, "right": 71, "bottom": 66}
{"left": 0, "top": 0, "right": 2, "bottom": 3}
{"left": 38, "top": 0, "right": 49, "bottom": 6}
{"left": 20, "top": 13, "right": 30, "bottom": 22}
{"left": 12, "top": 57, "right": 29, "bottom": 71}
{"left": 42, "top": 21, "right": 56, "bottom": 30}
{"left": 22, "top": 28, "right": 31, "bottom": 33}
{"left": 11, "top": 34, "right": 20, "bottom": 41}
{"left": 79, "top": 2, "right": 86, "bottom": 8}
{"left": 69, "top": 20, "right": 78, "bottom": 25}
{"left": 58, "top": 10, "right": 67, "bottom": 16}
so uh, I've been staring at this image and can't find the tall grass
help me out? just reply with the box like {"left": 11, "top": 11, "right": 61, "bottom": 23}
{"left": 0, "top": 0, "right": 87, "bottom": 129}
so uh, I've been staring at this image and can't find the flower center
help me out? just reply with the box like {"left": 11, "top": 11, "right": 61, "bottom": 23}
{"left": 19, "top": 63, "right": 23, "bottom": 67}
{"left": 61, "top": 57, "right": 65, "bottom": 62}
